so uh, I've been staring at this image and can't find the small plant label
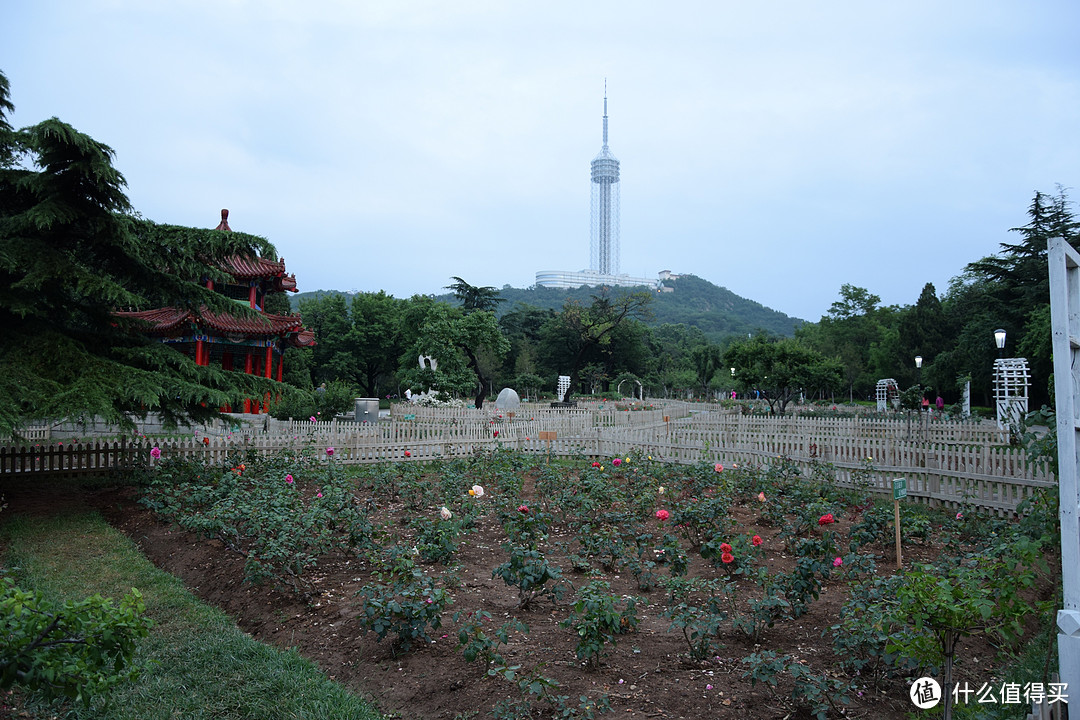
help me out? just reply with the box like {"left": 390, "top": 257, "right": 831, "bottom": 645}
{"left": 892, "top": 478, "right": 907, "bottom": 500}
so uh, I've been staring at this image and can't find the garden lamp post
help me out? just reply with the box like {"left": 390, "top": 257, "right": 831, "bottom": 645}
{"left": 994, "top": 328, "right": 1007, "bottom": 358}
{"left": 914, "top": 355, "right": 924, "bottom": 419}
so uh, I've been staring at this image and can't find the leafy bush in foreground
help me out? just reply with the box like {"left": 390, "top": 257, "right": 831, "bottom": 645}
{"left": 0, "top": 577, "right": 151, "bottom": 705}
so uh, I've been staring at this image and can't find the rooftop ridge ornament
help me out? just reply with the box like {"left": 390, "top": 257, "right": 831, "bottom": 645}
{"left": 216, "top": 208, "right": 231, "bottom": 232}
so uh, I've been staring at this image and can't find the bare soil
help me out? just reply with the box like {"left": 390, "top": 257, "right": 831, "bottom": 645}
{"left": 86, "top": 481, "right": 959, "bottom": 720}
{"left": 3, "top": 473, "right": 1002, "bottom": 720}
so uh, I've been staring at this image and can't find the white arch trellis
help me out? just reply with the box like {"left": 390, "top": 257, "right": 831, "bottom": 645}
{"left": 875, "top": 378, "right": 899, "bottom": 411}
{"left": 617, "top": 378, "right": 644, "bottom": 401}
{"left": 993, "top": 358, "right": 1030, "bottom": 431}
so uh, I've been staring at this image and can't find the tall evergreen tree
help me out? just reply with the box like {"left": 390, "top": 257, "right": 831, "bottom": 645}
{"left": 960, "top": 187, "right": 1079, "bottom": 406}
{"left": 0, "top": 70, "right": 285, "bottom": 434}
{"left": 446, "top": 276, "right": 503, "bottom": 313}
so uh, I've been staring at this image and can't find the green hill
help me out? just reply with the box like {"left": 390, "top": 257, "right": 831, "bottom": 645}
{"left": 291, "top": 274, "right": 803, "bottom": 341}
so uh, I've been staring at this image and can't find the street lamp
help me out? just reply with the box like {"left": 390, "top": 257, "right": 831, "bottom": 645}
{"left": 994, "top": 328, "right": 1007, "bottom": 357}
{"left": 914, "top": 356, "right": 924, "bottom": 413}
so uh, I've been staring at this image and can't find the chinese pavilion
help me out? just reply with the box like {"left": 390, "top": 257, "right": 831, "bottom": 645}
{"left": 116, "top": 209, "right": 315, "bottom": 414}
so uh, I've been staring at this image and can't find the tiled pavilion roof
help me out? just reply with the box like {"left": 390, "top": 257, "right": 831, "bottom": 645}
{"left": 116, "top": 307, "right": 316, "bottom": 346}
{"left": 214, "top": 209, "right": 297, "bottom": 290}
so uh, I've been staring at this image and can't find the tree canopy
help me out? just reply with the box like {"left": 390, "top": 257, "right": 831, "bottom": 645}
{"left": 538, "top": 290, "right": 653, "bottom": 402}
{"left": 446, "top": 276, "right": 503, "bottom": 314}
{"left": 726, "top": 336, "right": 843, "bottom": 414}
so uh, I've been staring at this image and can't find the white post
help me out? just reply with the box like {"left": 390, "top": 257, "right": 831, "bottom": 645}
{"left": 1048, "top": 237, "right": 1080, "bottom": 700}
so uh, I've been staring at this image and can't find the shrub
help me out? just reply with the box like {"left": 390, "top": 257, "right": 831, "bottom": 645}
{"left": 453, "top": 610, "right": 528, "bottom": 672}
{"left": 562, "top": 581, "right": 639, "bottom": 669}
{"left": 731, "top": 568, "right": 791, "bottom": 641}
{"left": 493, "top": 546, "right": 568, "bottom": 609}
{"left": 142, "top": 456, "right": 373, "bottom": 595}
{"left": 356, "top": 555, "right": 450, "bottom": 654}
{"left": 0, "top": 578, "right": 151, "bottom": 705}
{"left": 830, "top": 575, "right": 908, "bottom": 686}
{"left": 848, "top": 503, "right": 891, "bottom": 552}
{"left": 411, "top": 517, "right": 462, "bottom": 565}
{"left": 741, "top": 650, "right": 854, "bottom": 720}
{"left": 660, "top": 577, "right": 730, "bottom": 659}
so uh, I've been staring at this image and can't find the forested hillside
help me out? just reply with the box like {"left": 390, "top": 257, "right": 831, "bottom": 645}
{"left": 292, "top": 273, "right": 802, "bottom": 341}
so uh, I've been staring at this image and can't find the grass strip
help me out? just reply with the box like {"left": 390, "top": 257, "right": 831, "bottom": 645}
{"left": 2, "top": 509, "right": 385, "bottom": 720}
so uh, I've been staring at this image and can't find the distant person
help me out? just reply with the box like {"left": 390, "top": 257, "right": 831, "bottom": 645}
{"left": 921, "top": 396, "right": 930, "bottom": 412}
{"left": 936, "top": 395, "right": 944, "bottom": 413}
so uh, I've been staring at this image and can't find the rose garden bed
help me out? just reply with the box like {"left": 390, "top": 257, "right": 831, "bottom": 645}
{"left": 99, "top": 443, "right": 1059, "bottom": 719}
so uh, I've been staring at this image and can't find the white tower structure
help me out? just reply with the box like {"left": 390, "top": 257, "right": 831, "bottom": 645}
{"left": 590, "top": 84, "right": 620, "bottom": 275}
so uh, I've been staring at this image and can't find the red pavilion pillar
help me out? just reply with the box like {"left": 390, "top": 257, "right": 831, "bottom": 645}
{"left": 263, "top": 345, "right": 273, "bottom": 411}
{"left": 244, "top": 351, "right": 253, "bottom": 413}
{"left": 275, "top": 350, "right": 283, "bottom": 405}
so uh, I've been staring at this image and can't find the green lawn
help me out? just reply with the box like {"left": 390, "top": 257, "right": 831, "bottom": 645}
{"left": 1, "top": 503, "right": 385, "bottom": 720}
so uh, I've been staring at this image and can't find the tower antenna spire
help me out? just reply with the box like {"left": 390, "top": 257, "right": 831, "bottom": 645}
{"left": 602, "top": 79, "right": 608, "bottom": 147}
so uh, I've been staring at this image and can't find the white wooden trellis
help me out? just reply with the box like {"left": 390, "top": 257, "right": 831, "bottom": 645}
{"left": 1048, "top": 236, "right": 1080, "bottom": 708}
{"left": 993, "top": 358, "right": 1030, "bottom": 430}
{"left": 875, "top": 378, "right": 899, "bottom": 411}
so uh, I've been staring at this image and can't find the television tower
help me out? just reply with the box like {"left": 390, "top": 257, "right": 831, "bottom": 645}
{"left": 590, "top": 83, "right": 620, "bottom": 275}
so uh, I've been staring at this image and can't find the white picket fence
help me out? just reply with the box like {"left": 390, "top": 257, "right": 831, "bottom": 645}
{"left": 2, "top": 408, "right": 1054, "bottom": 516}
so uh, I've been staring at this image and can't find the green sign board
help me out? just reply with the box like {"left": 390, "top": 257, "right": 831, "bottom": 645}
{"left": 403, "top": 414, "right": 416, "bottom": 421}
{"left": 893, "top": 478, "right": 907, "bottom": 500}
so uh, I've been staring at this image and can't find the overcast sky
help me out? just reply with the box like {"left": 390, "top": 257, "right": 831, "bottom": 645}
{"left": 4, "top": 1, "right": 1079, "bottom": 321}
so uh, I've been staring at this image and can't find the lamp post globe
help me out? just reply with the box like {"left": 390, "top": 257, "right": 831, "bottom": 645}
{"left": 994, "top": 328, "right": 1007, "bottom": 357}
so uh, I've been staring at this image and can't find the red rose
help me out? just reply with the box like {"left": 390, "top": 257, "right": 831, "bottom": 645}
{"left": 719, "top": 542, "right": 732, "bottom": 554}
{"left": 721, "top": 552, "right": 735, "bottom": 564}
{"left": 752, "top": 535, "right": 763, "bottom": 546}
{"left": 518, "top": 504, "right": 529, "bottom": 514}
{"left": 818, "top": 513, "right": 835, "bottom": 526}
{"left": 655, "top": 509, "right": 670, "bottom": 522}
